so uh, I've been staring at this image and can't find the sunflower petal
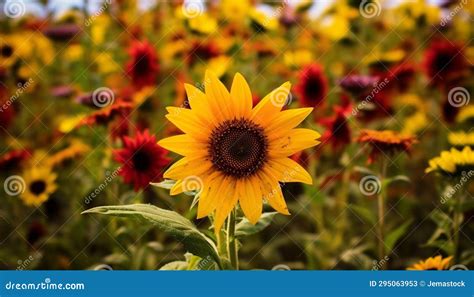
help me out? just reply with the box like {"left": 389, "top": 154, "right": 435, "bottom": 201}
{"left": 258, "top": 171, "right": 290, "bottom": 215}
{"left": 158, "top": 134, "right": 207, "bottom": 156}
{"left": 251, "top": 82, "right": 291, "bottom": 126}
{"left": 230, "top": 73, "right": 252, "bottom": 118}
{"left": 213, "top": 179, "right": 239, "bottom": 232}
{"left": 163, "top": 156, "right": 211, "bottom": 180}
{"left": 239, "top": 178, "right": 263, "bottom": 224}
{"left": 205, "top": 70, "right": 231, "bottom": 121}
{"left": 197, "top": 172, "right": 224, "bottom": 218}
{"left": 268, "top": 158, "right": 313, "bottom": 184}
{"left": 269, "top": 128, "right": 321, "bottom": 157}
{"left": 266, "top": 108, "right": 313, "bottom": 139}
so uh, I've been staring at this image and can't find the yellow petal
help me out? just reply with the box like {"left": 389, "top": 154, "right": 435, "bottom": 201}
{"left": 251, "top": 82, "right": 291, "bottom": 127}
{"left": 257, "top": 171, "right": 290, "bottom": 215}
{"left": 267, "top": 158, "right": 313, "bottom": 184}
{"left": 230, "top": 72, "right": 252, "bottom": 118}
{"left": 197, "top": 172, "right": 224, "bottom": 218}
{"left": 213, "top": 178, "right": 239, "bottom": 232}
{"left": 205, "top": 70, "right": 231, "bottom": 121}
{"left": 158, "top": 134, "right": 207, "bottom": 156}
{"left": 165, "top": 108, "right": 209, "bottom": 141}
{"left": 269, "top": 128, "right": 320, "bottom": 157}
{"left": 239, "top": 178, "right": 263, "bottom": 224}
{"left": 163, "top": 156, "right": 212, "bottom": 180}
{"left": 184, "top": 83, "right": 217, "bottom": 126}
{"left": 266, "top": 108, "right": 313, "bottom": 140}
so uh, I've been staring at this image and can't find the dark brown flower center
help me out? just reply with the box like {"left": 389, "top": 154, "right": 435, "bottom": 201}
{"left": 1, "top": 45, "right": 13, "bottom": 58}
{"left": 209, "top": 119, "right": 268, "bottom": 178}
{"left": 132, "top": 148, "right": 152, "bottom": 172}
{"left": 30, "top": 180, "right": 46, "bottom": 196}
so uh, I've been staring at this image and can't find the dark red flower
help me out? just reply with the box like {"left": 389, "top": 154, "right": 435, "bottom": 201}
{"left": 422, "top": 40, "right": 468, "bottom": 87}
{"left": 42, "top": 24, "right": 82, "bottom": 42}
{"left": 114, "top": 130, "right": 169, "bottom": 191}
{"left": 0, "top": 149, "right": 31, "bottom": 171}
{"left": 126, "top": 40, "right": 159, "bottom": 89}
{"left": 319, "top": 96, "right": 352, "bottom": 149}
{"left": 295, "top": 63, "right": 328, "bottom": 108}
{"left": 77, "top": 102, "right": 132, "bottom": 127}
{"left": 187, "top": 40, "right": 220, "bottom": 66}
{"left": 388, "top": 62, "right": 417, "bottom": 92}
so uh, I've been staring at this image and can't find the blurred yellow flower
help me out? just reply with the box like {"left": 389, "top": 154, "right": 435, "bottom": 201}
{"left": 188, "top": 14, "right": 218, "bottom": 35}
{"left": 448, "top": 131, "right": 474, "bottom": 147}
{"left": 426, "top": 146, "right": 474, "bottom": 175}
{"left": 21, "top": 165, "right": 58, "bottom": 207}
{"left": 284, "top": 49, "right": 313, "bottom": 68}
{"left": 407, "top": 255, "right": 452, "bottom": 270}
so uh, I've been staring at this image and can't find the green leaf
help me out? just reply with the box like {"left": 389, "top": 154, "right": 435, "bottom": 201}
{"left": 150, "top": 180, "right": 176, "bottom": 189}
{"left": 235, "top": 212, "right": 277, "bottom": 237}
{"left": 159, "top": 261, "right": 189, "bottom": 270}
{"left": 348, "top": 204, "right": 376, "bottom": 226}
{"left": 353, "top": 166, "right": 376, "bottom": 176}
{"left": 383, "top": 175, "right": 411, "bottom": 188}
{"left": 385, "top": 220, "right": 412, "bottom": 252}
{"left": 82, "top": 204, "right": 220, "bottom": 265}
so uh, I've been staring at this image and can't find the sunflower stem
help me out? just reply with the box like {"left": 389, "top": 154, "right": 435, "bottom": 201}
{"left": 377, "top": 159, "right": 388, "bottom": 270}
{"left": 227, "top": 209, "right": 238, "bottom": 269}
{"left": 453, "top": 189, "right": 465, "bottom": 263}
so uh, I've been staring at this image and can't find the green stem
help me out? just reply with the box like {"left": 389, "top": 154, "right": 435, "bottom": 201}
{"left": 453, "top": 190, "right": 465, "bottom": 262}
{"left": 227, "top": 209, "right": 238, "bottom": 269}
{"left": 377, "top": 159, "right": 388, "bottom": 270}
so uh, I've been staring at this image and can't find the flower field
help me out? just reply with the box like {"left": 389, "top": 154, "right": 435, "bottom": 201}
{"left": 0, "top": 0, "right": 473, "bottom": 271}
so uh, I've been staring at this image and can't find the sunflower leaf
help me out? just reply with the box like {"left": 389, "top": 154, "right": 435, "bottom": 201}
{"left": 235, "top": 212, "right": 277, "bottom": 237}
{"left": 150, "top": 179, "right": 176, "bottom": 189}
{"left": 82, "top": 204, "right": 220, "bottom": 266}
{"left": 385, "top": 219, "right": 412, "bottom": 253}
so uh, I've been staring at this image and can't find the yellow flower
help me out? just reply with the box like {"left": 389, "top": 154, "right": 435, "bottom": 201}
{"left": 284, "top": 49, "right": 313, "bottom": 68}
{"left": 448, "top": 131, "right": 474, "bottom": 147}
{"left": 47, "top": 140, "right": 90, "bottom": 167}
{"left": 426, "top": 146, "right": 474, "bottom": 175}
{"left": 456, "top": 105, "right": 474, "bottom": 123}
{"left": 159, "top": 71, "right": 320, "bottom": 231}
{"left": 188, "top": 14, "right": 218, "bottom": 35}
{"left": 220, "top": 0, "right": 250, "bottom": 22}
{"left": 21, "top": 165, "right": 58, "bottom": 207}
{"left": 249, "top": 9, "right": 278, "bottom": 32}
{"left": 402, "top": 112, "right": 428, "bottom": 135}
{"left": 407, "top": 256, "right": 452, "bottom": 270}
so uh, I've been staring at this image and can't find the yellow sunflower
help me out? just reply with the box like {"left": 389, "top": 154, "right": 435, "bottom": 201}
{"left": 21, "top": 165, "right": 57, "bottom": 207}
{"left": 407, "top": 255, "right": 452, "bottom": 270}
{"left": 158, "top": 71, "right": 320, "bottom": 231}
{"left": 426, "top": 146, "right": 474, "bottom": 176}
{"left": 448, "top": 131, "right": 474, "bottom": 147}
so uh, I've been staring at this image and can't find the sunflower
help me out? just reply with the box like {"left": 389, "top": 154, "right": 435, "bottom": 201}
{"left": 294, "top": 64, "right": 328, "bottom": 109}
{"left": 158, "top": 71, "right": 320, "bottom": 231}
{"left": 426, "top": 146, "right": 474, "bottom": 176}
{"left": 114, "top": 130, "right": 169, "bottom": 192}
{"left": 407, "top": 256, "right": 452, "bottom": 270}
{"left": 357, "top": 130, "right": 417, "bottom": 164}
{"left": 448, "top": 131, "right": 474, "bottom": 147}
{"left": 456, "top": 105, "right": 474, "bottom": 124}
{"left": 21, "top": 165, "right": 58, "bottom": 207}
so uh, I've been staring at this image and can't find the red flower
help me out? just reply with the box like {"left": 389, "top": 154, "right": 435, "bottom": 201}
{"left": 295, "top": 63, "right": 328, "bottom": 108}
{"left": 422, "top": 40, "right": 468, "bottom": 87}
{"left": 126, "top": 40, "right": 159, "bottom": 89}
{"left": 114, "top": 130, "right": 169, "bottom": 191}
{"left": 388, "top": 62, "right": 417, "bottom": 92}
{"left": 319, "top": 96, "right": 352, "bottom": 149}
{"left": 0, "top": 149, "right": 31, "bottom": 171}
